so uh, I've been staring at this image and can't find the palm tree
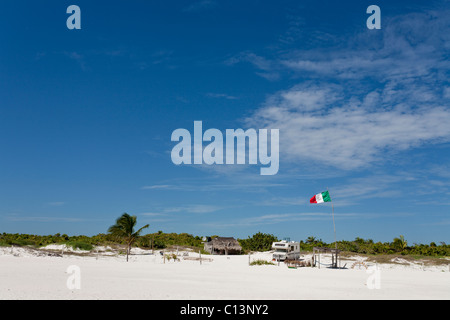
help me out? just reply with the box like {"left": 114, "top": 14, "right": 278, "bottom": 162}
{"left": 393, "top": 235, "right": 408, "bottom": 252}
{"left": 108, "top": 213, "right": 149, "bottom": 262}
{"left": 306, "top": 236, "right": 317, "bottom": 244}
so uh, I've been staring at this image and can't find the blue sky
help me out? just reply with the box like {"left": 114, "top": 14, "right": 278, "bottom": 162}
{"left": 1, "top": 0, "right": 449, "bottom": 244}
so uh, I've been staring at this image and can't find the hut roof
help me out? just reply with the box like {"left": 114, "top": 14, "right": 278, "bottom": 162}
{"left": 208, "top": 237, "right": 242, "bottom": 250}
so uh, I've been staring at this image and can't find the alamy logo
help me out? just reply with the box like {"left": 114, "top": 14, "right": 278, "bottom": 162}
{"left": 66, "top": 265, "right": 81, "bottom": 290}
{"left": 366, "top": 265, "right": 381, "bottom": 289}
{"left": 171, "top": 121, "right": 279, "bottom": 175}
{"left": 67, "top": 5, "right": 81, "bottom": 30}
{"left": 366, "top": 5, "right": 381, "bottom": 29}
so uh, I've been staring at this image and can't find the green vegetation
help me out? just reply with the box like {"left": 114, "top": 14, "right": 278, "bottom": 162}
{"left": 0, "top": 233, "right": 111, "bottom": 248}
{"left": 300, "top": 235, "right": 450, "bottom": 257}
{"left": 238, "top": 233, "right": 450, "bottom": 257}
{"left": 139, "top": 231, "right": 205, "bottom": 250}
{"left": 238, "top": 232, "right": 279, "bottom": 252}
{"left": 66, "top": 241, "right": 94, "bottom": 251}
{"left": 0, "top": 230, "right": 448, "bottom": 258}
{"left": 164, "top": 253, "right": 180, "bottom": 262}
{"left": 0, "top": 231, "right": 205, "bottom": 252}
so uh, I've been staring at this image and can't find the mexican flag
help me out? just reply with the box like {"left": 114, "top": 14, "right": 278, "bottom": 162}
{"left": 310, "top": 191, "right": 331, "bottom": 204}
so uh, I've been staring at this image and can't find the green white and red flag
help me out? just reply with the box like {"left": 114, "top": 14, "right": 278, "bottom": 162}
{"left": 310, "top": 191, "right": 331, "bottom": 204}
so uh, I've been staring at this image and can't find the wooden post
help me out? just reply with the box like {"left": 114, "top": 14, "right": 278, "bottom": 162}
{"left": 199, "top": 250, "right": 202, "bottom": 265}
{"left": 334, "top": 252, "right": 336, "bottom": 268}
{"left": 314, "top": 249, "right": 316, "bottom": 268}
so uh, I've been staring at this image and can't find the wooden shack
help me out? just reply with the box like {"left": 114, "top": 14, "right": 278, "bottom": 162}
{"left": 204, "top": 237, "right": 242, "bottom": 255}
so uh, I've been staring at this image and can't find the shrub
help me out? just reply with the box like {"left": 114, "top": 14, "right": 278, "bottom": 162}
{"left": 250, "top": 259, "right": 275, "bottom": 266}
{"left": 0, "top": 241, "right": 10, "bottom": 247}
{"left": 67, "top": 242, "right": 93, "bottom": 251}
{"left": 11, "top": 239, "right": 36, "bottom": 247}
{"left": 239, "top": 232, "right": 279, "bottom": 252}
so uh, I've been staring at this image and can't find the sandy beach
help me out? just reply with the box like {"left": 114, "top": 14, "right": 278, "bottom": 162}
{"left": 0, "top": 246, "right": 449, "bottom": 300}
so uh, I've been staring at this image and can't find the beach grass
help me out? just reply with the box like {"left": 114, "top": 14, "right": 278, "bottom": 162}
{"left": 250, "top": 259, "right": 276, "bottom": 266}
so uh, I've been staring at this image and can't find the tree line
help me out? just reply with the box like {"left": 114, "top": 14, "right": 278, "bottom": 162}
{"left": 2, "top": 231, "right": 448, "bottom": 257}
{"left": 1, "top": 213, "right": 449, "bottom": 257}
{"left": 297, "top": 235, "right": 450, "bottom": 256}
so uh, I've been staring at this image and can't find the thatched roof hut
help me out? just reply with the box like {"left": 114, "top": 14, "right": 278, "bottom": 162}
{"left": 204, "top": 237, "right": 242, "bottom": 255}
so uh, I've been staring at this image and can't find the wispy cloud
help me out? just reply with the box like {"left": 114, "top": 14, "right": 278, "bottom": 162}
{"left": 140, "top": 204, "right": 224, "bottom": 216}
{"left": 183, "top": 0, "right": 217, "bottom": 12}
{"left": 141, "top": 185, "right": 175, "bottom": 190}
{"left": 205, "top": 93, "right": 239, "bottom": 100}
{"left": 245, "top": 8, "right": 450, "bottom": 171}
{"left": 165, "top": 204, "right": 223, "bottom": 214}
{"left": 201, "top": 211, "right": 383, "bottom": 229}
{"left": 139, "top": 212, "right": 167, "bottom": 216}
{"left": 47, "top": 202, "right": 65, "bottom": 207}
{"left": 225, "top": 51, "right": 280, "bottom": 81}
{"left": 256, "top": 196, "right": 307, "bottom": 207}
{"left": 141, "top": 170, "right": 288, "bottom": 192}
{"left": 4, "top": 215, "right": 87, "bottom": 223}
{"left": 64, "top": 51, "right": 87, "bottom": 71}
{"left": 421, "top": 219, "right": 450, "bottom": 226}
{"left": 137, "top": 212, "right": 174, "bottom": 223}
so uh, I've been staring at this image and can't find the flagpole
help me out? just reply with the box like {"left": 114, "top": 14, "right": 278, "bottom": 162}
{"left": 328, "top": 187, "right": 337, "bottom": 250}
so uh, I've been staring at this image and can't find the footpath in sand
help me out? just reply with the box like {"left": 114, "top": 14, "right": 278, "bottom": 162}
{"left": 0, "top": 246, "right": 449, "bottom": 300}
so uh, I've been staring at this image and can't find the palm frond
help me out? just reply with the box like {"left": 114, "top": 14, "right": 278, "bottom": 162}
{"left": 133, "top": 224, "right": 150, "bottom": 238}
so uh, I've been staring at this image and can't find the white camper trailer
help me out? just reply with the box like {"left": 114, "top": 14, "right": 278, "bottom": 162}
{"left": 272, "top": 240, "right": 300, "bottom": 261}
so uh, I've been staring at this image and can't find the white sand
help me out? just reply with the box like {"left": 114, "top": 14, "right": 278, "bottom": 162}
{"left": 0, "top": 247, "right": 449, "bottom": 300}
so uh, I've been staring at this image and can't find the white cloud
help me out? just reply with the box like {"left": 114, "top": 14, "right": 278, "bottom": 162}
{"left": 225, "top": 51, "right": 280, "bottom": 80}
{"left": 141, "top": 185, "right": 175, "bottom": 190}
{"left": 246, "top": 8, "right": 450, "bottom": 170}
{"left": 443, "top": 87, "right": 450, "bottom": 99}
{"left": 201, "top": 212, "right": 372, "bottom": 228}
{"left": 139, "top": 212, "right": 166, "bottom": 216}
{"left": 153, "top": 204, "right": 224, "bottom": 214}
{"left": 250, "top": 92, "right": 450, "bottom": 169}
{"left": 205, "top": 93, "right": 239, "bottom": 100}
